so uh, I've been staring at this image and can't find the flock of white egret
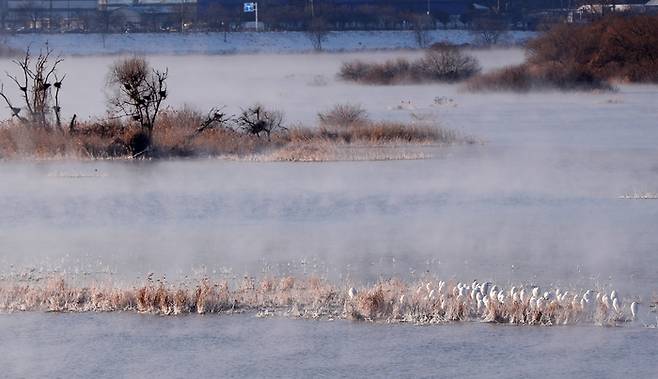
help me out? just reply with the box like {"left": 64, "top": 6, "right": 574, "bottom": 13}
{"left": 345, "top": 279, "right": 644, "bottom": 326}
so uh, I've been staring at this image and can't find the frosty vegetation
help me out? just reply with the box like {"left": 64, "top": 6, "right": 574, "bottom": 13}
{"left": 0, "top": 275, "right": 654, "bottom": 328}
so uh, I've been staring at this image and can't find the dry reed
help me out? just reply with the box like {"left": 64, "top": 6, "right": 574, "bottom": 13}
{"left": 1, "top": 275, "right": 648, "bottom": 327}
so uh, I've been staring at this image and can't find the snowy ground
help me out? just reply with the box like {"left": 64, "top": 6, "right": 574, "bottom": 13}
{"left": 2, "top": 30, "right": 536, "bottom": 55}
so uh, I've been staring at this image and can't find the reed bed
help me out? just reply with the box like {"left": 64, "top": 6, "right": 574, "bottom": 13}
{"left": 0, "top": 275, "right": 650, "bottom": 327}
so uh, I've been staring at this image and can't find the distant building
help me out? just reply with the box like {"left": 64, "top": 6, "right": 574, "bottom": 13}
{"left": 4, "top": 0, "right": 98, "bottom": 30}
{"left": 0, "top": 0, "right": 197, "bottom": 31}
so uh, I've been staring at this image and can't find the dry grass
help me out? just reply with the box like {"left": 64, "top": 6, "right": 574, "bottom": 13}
{"left": 0, "top": 274, "right": 643, "bottom": 327}
{"left": 339, "top": 46, "right": 480, "bottom": 85}
{"left": 0, "top": 106, "right": 469, "bottom": 161}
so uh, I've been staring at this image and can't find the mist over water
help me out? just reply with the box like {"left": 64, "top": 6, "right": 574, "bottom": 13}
{"left": 1, "top": 147, "right": 657, "bottom": 296}
{"left": 1, "top": 48, "right": 657, "bottom": 377}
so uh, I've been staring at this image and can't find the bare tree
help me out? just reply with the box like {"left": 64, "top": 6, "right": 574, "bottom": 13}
{"left": 237, "top": 104, "right": 285, "bottom": 140}
{"left": 305, "top": 18, "right": 330, "bottom": 51}
{"left": 0, "top": 46, "right": 66, "bottom": 128}
{"left": 107, "top": 57, "right": 168, "bottom": 135}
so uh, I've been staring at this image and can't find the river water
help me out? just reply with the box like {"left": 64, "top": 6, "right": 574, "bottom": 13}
{"left": 1, "top": 50, "right": 658, "bottom": 377}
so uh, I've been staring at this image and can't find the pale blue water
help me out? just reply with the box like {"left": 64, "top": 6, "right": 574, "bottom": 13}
{"left": 0, "top": 313, "right": 656, "bottom": 378}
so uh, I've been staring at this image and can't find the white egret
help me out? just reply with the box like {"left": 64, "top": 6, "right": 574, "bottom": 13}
{"left": 532, "top": 287, "right": 540, "bottom": 298}
{"left": 583, "top": 290, "right": 592, "bottom": 303}
{"left": 630, "top": 302, "right": 638, "bottom": 320}
{"left": 480, "top": 282, "right": 491, "bottom": 297}
{"left": 490, "top": 290, "right": 498, "bottom": 302}
{"left": 490, "top": 285, "right": 499, "bottom": 296}
{"left": 348, "top": 287, "right": 357, "bottom": 299}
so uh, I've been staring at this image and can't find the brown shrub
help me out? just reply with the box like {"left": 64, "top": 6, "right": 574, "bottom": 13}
{"left": 416, "top": 46, "right": 481, "bottom": 81}
{"left": 532, "top": 15, "right": 658, "bottom": 83}
{"left": 466, "top": 15, "right": 658, "bottom": 92}
{"left": 317, "top": 103, "right": 369, "bottom": 127}
{"left": 527, "top": 15, "right": 658, "bottom": 83}
{"left": 339, "top": 47, "right": 480, "bottom": 85}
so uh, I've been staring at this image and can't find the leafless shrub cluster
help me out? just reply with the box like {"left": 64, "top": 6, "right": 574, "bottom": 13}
{"left": 317, "top": 103, "right": 369, "bottom": 128}
{"left": 339, "top": 46, "right": 480, "bottom": 85}
{"left": 236, "top": 104, "right": 285, "bottom": 140}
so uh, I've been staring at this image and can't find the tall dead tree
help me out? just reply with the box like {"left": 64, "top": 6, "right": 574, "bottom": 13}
{"left": 0, "top": 46, "right": 66, "bottom": 129}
